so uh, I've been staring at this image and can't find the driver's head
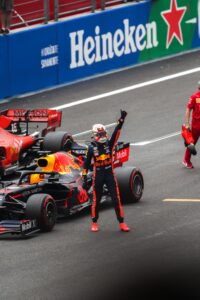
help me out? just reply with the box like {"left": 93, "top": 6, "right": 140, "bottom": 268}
{"left": 92, "top": 124, "right": 108, "bottom": 144}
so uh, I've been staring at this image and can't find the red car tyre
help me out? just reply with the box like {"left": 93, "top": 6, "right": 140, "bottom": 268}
{"left": 25, "top": 193, "right": 57, "bottom": 231}
{"left": 115, "top": 167, "right": 144, "bottom": 203}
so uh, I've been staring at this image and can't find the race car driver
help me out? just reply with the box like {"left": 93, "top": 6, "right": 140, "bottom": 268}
{"left": 182, "top": 82, "right": 200, "bottom": 169}
{"left": 82, "top": 110, "right": 130, "bottom": 232}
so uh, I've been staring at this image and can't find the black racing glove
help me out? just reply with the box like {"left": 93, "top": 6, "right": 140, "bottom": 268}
{"left": 118, "top": 110, "right": 127, "bottom": 124}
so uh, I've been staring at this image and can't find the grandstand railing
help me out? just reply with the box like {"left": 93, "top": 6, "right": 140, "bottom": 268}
{"left": 8, "top": 0, "right": 128, "bottom": 29}
{"left": 54, "top": 0, "right": 96, "bottom": 21}
{"left": 11, "top": 0, "right": 49, "bottom": 28}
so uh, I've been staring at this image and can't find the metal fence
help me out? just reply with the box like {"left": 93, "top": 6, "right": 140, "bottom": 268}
{"left": 12, "top": 0, "right": 49, "bottom": 28}
{"left": 54, "top": 0, "right": 96, "bottom": 21}
{"left": 100, "top": 0, "right": 122, "bottom": 10}
{"left": 9, "top": 0, "right": 128, "bottom": 29}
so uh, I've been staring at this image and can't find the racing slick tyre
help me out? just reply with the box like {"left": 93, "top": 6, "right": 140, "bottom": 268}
{"left": 43, "top": 131, "right": 73, "bottom": 152}
{"left": 25, "top": 193, "right": 57, "bottom": 231}
{"left": 115, "top": 167, "right": 144, "bottom": 203}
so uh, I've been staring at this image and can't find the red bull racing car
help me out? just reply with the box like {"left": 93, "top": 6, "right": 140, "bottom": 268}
{"left": 0, "top": 130, "right": 144, "bottom": 236}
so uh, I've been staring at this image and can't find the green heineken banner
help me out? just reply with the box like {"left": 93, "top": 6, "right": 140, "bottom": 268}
{"left": 140, "top": 0, "right": 199, "bottom": 62}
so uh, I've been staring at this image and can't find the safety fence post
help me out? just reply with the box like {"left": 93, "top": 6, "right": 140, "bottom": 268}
{"left": 44, "top": 0, "right": 49, "bottom": 24}
{"left": 91, "top": 0, "right": 96, "bottom": 13}
{"left": 54, "top": 0, "right": 59, "bottom": 21}
{"left": 101, "top": 0, "right": 105, "bottom": 10}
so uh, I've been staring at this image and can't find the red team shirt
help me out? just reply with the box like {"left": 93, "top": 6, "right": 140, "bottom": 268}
{"left": 187, "top": 91, "right": 200, "bottom": 129}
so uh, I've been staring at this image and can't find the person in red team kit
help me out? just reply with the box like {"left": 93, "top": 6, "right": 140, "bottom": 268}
{"left": 82, "top": 110, "right": 130, "bottom": 232}
{"left": 182, "top": 82, "right": 200, "bottom": 169}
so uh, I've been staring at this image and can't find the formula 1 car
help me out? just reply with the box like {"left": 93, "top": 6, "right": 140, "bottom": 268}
{"left": 0, "top": 132, "right": 144, "bottom": 236}
{"left": 0, "top": 109, "right": 62, "bottom": 178}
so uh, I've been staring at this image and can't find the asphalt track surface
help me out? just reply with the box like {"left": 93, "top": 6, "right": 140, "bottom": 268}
{"left": 1, "top": 51, "right": 200, "bottom": 300}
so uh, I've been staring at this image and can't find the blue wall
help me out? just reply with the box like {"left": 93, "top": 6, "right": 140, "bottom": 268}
{"left": 0, "top": 0, "right": 200, "bottom": 100}
{"left": 0, "top": 1, "right": 152, "bottom": 99}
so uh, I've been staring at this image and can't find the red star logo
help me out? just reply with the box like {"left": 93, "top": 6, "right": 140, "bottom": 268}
{"left": 161, "top": 0, "right": 186, "bottom": 49}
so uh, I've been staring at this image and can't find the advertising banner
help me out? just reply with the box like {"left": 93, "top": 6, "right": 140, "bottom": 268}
{"left": 140, "top": 0, "right": 199, "bottom": 62}
{"left": 0, "top": 0, "right": 200, "bottom": 100}
{"left": 58, "top": 1, "right": 152, "bottom": 83}
{"left": 9, "top": 25, "right": 59, "bottom": 97}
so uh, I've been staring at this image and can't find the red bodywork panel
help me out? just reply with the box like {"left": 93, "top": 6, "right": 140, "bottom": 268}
{"left": 0, "top": 115, "right": 12, "bottom": 129}
{"left": 113, "top": 143, "right": 130, "bottom": 168}
{"left": 0, "top": 128, "right": 35, "bottom": 168}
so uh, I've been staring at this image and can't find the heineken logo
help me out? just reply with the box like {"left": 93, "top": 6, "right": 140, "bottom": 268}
{"left": 69, "top": 19, "right": 158, "bottom": 69}
{"left": 68, "top": 0, "right": 200, "bottom": 70}
{"left": 161, "top": 0, "right": 186, "bottom": 49}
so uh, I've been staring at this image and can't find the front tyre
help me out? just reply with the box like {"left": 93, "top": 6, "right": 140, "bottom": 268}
{"left": 115, "top": 167, "right": 144, "bottom": 203}
{"left": 25, "top": 193, "right": 57, "bottom": 231}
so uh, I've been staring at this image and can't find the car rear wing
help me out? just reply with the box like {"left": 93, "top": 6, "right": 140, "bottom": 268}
{"left": 0, "top": 109, "right": 62, "bottom": 136}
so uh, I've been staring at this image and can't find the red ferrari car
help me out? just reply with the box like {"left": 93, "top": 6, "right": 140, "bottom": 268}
{"left": 0, "top": 109, "right": 62, "bottom": 178}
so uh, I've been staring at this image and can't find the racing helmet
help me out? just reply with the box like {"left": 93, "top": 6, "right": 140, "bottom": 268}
{"left": 92, "top": 124, "right": 108, "bottom": 144}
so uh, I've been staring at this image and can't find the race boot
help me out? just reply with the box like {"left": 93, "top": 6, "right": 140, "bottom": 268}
{"left": 120, "top": 223, "right": 130, "bottom": 232}
{"left": 91, "top": 222, "right": 98, "bottom": 232}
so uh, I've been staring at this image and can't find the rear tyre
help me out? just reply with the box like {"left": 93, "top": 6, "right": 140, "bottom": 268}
{"left": 43, "top": 131, "right": 73, "bottom": 152}
{"left": 25, "top": 193, "right": 57, "bottom": 231}
{"left": 115, "top": 167, "right": 144, "bottom": 203}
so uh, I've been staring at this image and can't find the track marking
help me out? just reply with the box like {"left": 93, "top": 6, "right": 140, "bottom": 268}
{"left": 50, "top": 67, "right": 200, "bottom": 110}
{"left": 163, "top": 199, "right": 200, "bottom": 202}
{"left": 74, "top": 124, "right": 181, "bottom": 146}
{"left": 130, "top": 131, "right": 180, "bottom": 146}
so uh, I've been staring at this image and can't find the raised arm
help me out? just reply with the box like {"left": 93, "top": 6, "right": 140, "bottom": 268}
{"left": 109, "top": 110, "right": 127, "bottom": 148}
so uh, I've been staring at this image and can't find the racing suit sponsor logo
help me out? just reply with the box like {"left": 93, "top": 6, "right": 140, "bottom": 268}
{"left": 69, "top": 19, "right": 158, "bottom": 69}
{"left": 96, "top": 154, "right": 111, "bottom": 161}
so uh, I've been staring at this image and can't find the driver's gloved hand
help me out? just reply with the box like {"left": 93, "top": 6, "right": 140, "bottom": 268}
{"left": 118, "top": 110, "right": 127, "bottom": 125}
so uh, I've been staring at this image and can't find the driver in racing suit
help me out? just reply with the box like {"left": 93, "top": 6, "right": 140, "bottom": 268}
{"left": 182, "top": 82, "right": 200, "bottom": 168}
{"left": 82, "top": 110, "right": 130, "bottom": 232}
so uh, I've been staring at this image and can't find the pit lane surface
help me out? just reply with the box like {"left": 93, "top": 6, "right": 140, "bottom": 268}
{"left": 1, "top": 51, "right": 200, "bottom": 300}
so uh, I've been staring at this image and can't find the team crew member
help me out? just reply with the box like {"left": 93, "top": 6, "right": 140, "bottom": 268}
{"left": 183, "top": 82, "right": 200, "bottom": 169}
{"left": 82, "top": 110, "right": 130, "bottom": 232}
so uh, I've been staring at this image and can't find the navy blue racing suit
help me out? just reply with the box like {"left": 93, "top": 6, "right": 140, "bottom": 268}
{"left": 83, "top": 119, "right": 126, "bottom": 223}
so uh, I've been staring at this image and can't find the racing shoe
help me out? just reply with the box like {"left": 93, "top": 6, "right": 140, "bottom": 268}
{"left": 91, "top": 222, "right": 98, "bottom": 232}
{"left": 182, "top": 160, "right": 194, "bottom": 169}
{"left": 120, "top": 223, "right": 130, "bottom": 232}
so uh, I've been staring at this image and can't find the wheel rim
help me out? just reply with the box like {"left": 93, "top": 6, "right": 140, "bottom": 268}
{"left": 133, "top": 174, "right": 143, "bottom": 196}
{"left": 45, "top": 201, "right": 56, "bottom": 226}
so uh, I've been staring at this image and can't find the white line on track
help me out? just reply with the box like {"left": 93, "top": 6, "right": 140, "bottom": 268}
{"left": 163, "top": 199, "right": 200, "bottom": 202}
{"left": 50, "top": 67, "right": 200, "bottom": 111}
{"left": 130, "top": 131, "right": 181, "bottom": 146}
{"left": 73, "top": 123, "right": 180, "bottom": 146}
